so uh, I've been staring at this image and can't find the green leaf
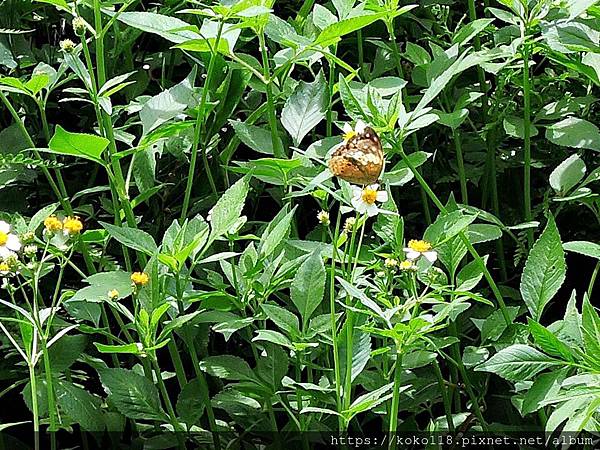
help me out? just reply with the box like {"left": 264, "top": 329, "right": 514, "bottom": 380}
{"left": 100, "top": 222, "right": 158, "bottom": 256}
{"left": 475, "top": 344, "right": 563, "bottom": 381}
{"left": 527, "top": 320, "right": 574, "bottom": 362}
{"left": 98, "top": 368, "right": 167, "bottom": 421}
{"left": 69, "top": 271, "right": 134, "bottom": 303}
{"left": 520, "top": 215, "right": 566, "bottom": 320}
{"left": 261, "top": 303, "right": 300, "bottom": 337}
{"left": 258, "top": 206, "right": 297, "bottom": 258}
{"left": 521, "top": 369, "right": 567, "bottom": 416}
{"left": 581, "top": 295, "right": 600, "bottom": 358}
{"left": 315, "top": 12, "right": 389, "bottom": 47}
{"left": 503, "top": 116, "right": 539, "bottom": 139}
{"left": 115, "top": 12, "right": 197, "bottom": 44}
{"left": 452, "top": 18, "right": 494, "bottom": 45}
{"left": 230, "top": 120, "right": 274, "bottom": 154}
{"left": 94, "top": 342, "right": 141, "bottom": 355}
{"left": 563, "top": 240, "right": 600, "bottom": 259}
{"left": 176, "top": 378, "right": 206, "bottom": 426}
{"left": 290, "top": 249, "right": 326, "bottom": 326}
{"left": 424, "top": 210, "right": 477, "bottom": 246}
{"left": 546, "top": 117, "right": 600, "bottom": 151}
{"left": 199, "top": 355, "right": 255, "bottom": 381}
{"left": 208, "top": 176, "right": 249, "bottom": 242}
{"left": 56, "top": 380, "right": 104, "bottom": 432}
{"left": 48, "top": 335, "right": 87, "bottom": 372}
{"left": 47, "top": 126, "right": 109, "bottom": 164}
{"left": 549, "top": 154, "right": 586, "bottom": 193}
{"left": 281, "top": 72, "right": 327, "bottom": 146}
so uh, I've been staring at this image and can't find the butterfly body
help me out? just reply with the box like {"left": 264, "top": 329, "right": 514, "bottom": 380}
{"left": 329, "top": 126, "right": 384, "bottom": 185}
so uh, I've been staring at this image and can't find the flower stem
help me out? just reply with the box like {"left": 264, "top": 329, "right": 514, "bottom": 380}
{"left": 259, "top": 31, "right": 285, "bottom": 158}
{"left": 180, "top": 20, "right": 224, "bottom": 219}
{"left": 452, "top": 128, "right": 468, "bottom": 205}
{"left": 151, "top": 358, "right": 186, "bottom": 449}
{"left": 329, "top": 212, "right": 344, "bottom": 430}
{"left": 388, "top": 345, "right": 402, "bottom": 450}
{"left": 28, "top": 364, "right": 40, "bottom": 450}
{"left": 522, "top": 39, "right": 534, "bottom": 247}
{"left": 393, "top": 140, "right": 512, "bottom": 326}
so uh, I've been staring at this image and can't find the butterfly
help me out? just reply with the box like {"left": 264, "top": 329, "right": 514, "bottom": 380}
{"left": 328, "top": 121, "right": 384, "bottom": 185}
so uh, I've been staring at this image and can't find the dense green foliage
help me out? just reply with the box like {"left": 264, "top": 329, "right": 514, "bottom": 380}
{"left": 0, "top": 0, "right": 599, "bottom": 449}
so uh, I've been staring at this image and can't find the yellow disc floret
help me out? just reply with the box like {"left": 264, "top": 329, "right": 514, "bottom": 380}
{"left": 44, "top": 215, "right": 63, "bottom": 233}
{"left": 361, "top": 187, "right": 378, "bottom": 205}
{"left": 63, "top": 216, "right": 83, "bottom": 235}
{"left": 108, "top": 289, "right": 120, "bottom": 300}
{"left": 0, "top": 232, "right": 7, "bottom": 246}
{"left": 131, "top": 272, "right": 149, "bottom": 286}
{"left": 407, "top": 239, "right": 432, "bottom": 253}
{"left": 0, "top": 262, "right": 9, "bottom": 272}
{"left": 399, "top": 260, "right": 414, "bottom": 271}
{"left": 343, "top": 130, "right": 357, "bottom": 141}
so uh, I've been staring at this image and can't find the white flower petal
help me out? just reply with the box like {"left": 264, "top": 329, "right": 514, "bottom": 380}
{"left": 351, "top": 185, "right": 363, "bottom": 198}
{"left": 355, "top": 120, "right": 367, "bottom": 134}
{"left": 404, "top": 250, "right": 420, "bottom": 260}
{"left": 376, "top": 191, "right": 388, "bottom": 203}
{"left": 6, "top": 234, "right": 20, "bottom": 252}
{"left": 0, "top": 221, "right": 9, "bottom": 234}
{"left": 351, "top": 197, "right": 364, "bottom": 211}
{"left": 343, "top": 123, "right": 353, "bottom": 133}
{"left": 0, "top": 247, "right": 9, "bottom": 259}
{"left": 366, "top": 204, "right": 379, "bottom": 217}
{"left": 424, "top": 251, "right": 438, "bottom": 263}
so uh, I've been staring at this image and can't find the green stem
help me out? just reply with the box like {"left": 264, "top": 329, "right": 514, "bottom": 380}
{"left": 433, "top": 359, "right": 454, "bottom": 433}
{"left": 259, "top": 31, "right": 285, "bottom": 158}
{"left": 453, "top": 128, "right": 468, "bottom": 204}
{"left": 151, "top": 358, "right": 186, "bottom": 449}
{"left": 393, "top": 140, "right": 512, "bottom": 325}
{"left": 587, "top": 260, "right": 600, "bottom": 299}
{"left": 28, "top": 364, "right": 40, "bottom": 450}
{"left": 522, "top": 40, "right": 533, "bottom": 247}
{"left": 329, "top": 212, "right": 344, "bottom": 430}
{"left": 42, "top": 344, "right": 58, "bottom": 450}
{"left": 181, "top": 21, "right": 224, "bottom": 219}
{"left": 187, "top": 340, "right": 221, "bottom": 450}
{"left": 388, "top": 346, "right": 402, "bottom": 450}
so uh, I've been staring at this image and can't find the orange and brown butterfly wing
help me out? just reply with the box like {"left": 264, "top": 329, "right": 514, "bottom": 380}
{"left": 328, "top": 127, "right": 384, "bottom": 185}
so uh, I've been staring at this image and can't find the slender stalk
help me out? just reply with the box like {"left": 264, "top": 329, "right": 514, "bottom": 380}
{"left": 386, "top": 19, "right": 432, "bottom": 224}
{"left": 522, "top": 39, "right": 534, "bottom": 247}
{"left": 453, "top": 128, "right": 468, "bottom": 204}
{"left": 151, "top": 358, "right": 186, "bottom": 449}
{"left": 588, "top": 260, "right": 600, "bottom": 299}
{"left": 388, "top": 346, "right": 402, "bottom": 450}
{"left": 433, "top": 359, "right": 454, "bottom": 433}
{"left": 28, "top": 364, "right": 40, "bottom": 450}
{"left": 187, "top": 340, "right": 222, "bottom": 450}
{"left": 392, "top": 140, "right": 512, "bottom": 325}
{"left": 181, "top": 20, "right": 224, "bottom": 219}
{"left": 42, "top": 344, "right": 58, "bottom": 450}
{"left": 258, "top": 31, "right": 285, "bottom": 158}
{"left": 329, "top": 212, "right": 344, "bottom": 430}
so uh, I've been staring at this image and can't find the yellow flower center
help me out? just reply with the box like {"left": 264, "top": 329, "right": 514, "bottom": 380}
{"left": 63, "top": 216, "right": 83, "bottom": 235}
{"left": 361, "top": 188, "right": 378, "bottom": 205}
{"left": 408, "top": 239, "right": 432, "bottom": 253}
{"left": 343, "top": 130, "right": 357, "bottom": 141}
{"left": 0, "top": 232, "right": 7, "bottom": 246}
{"left": 44, "top": 215, "right": 63, "bottom": 232}
{"left": 131, "top": 272, "right": 149, "bottom": 286}
{"left": 0, "top": 262, "right": 9, "bottom": 271}
{"left": 399, "top": 260, "right": 414, "bottom": 270}
{"left": 108, "top": 289, "right": 120, "bottom": 300}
